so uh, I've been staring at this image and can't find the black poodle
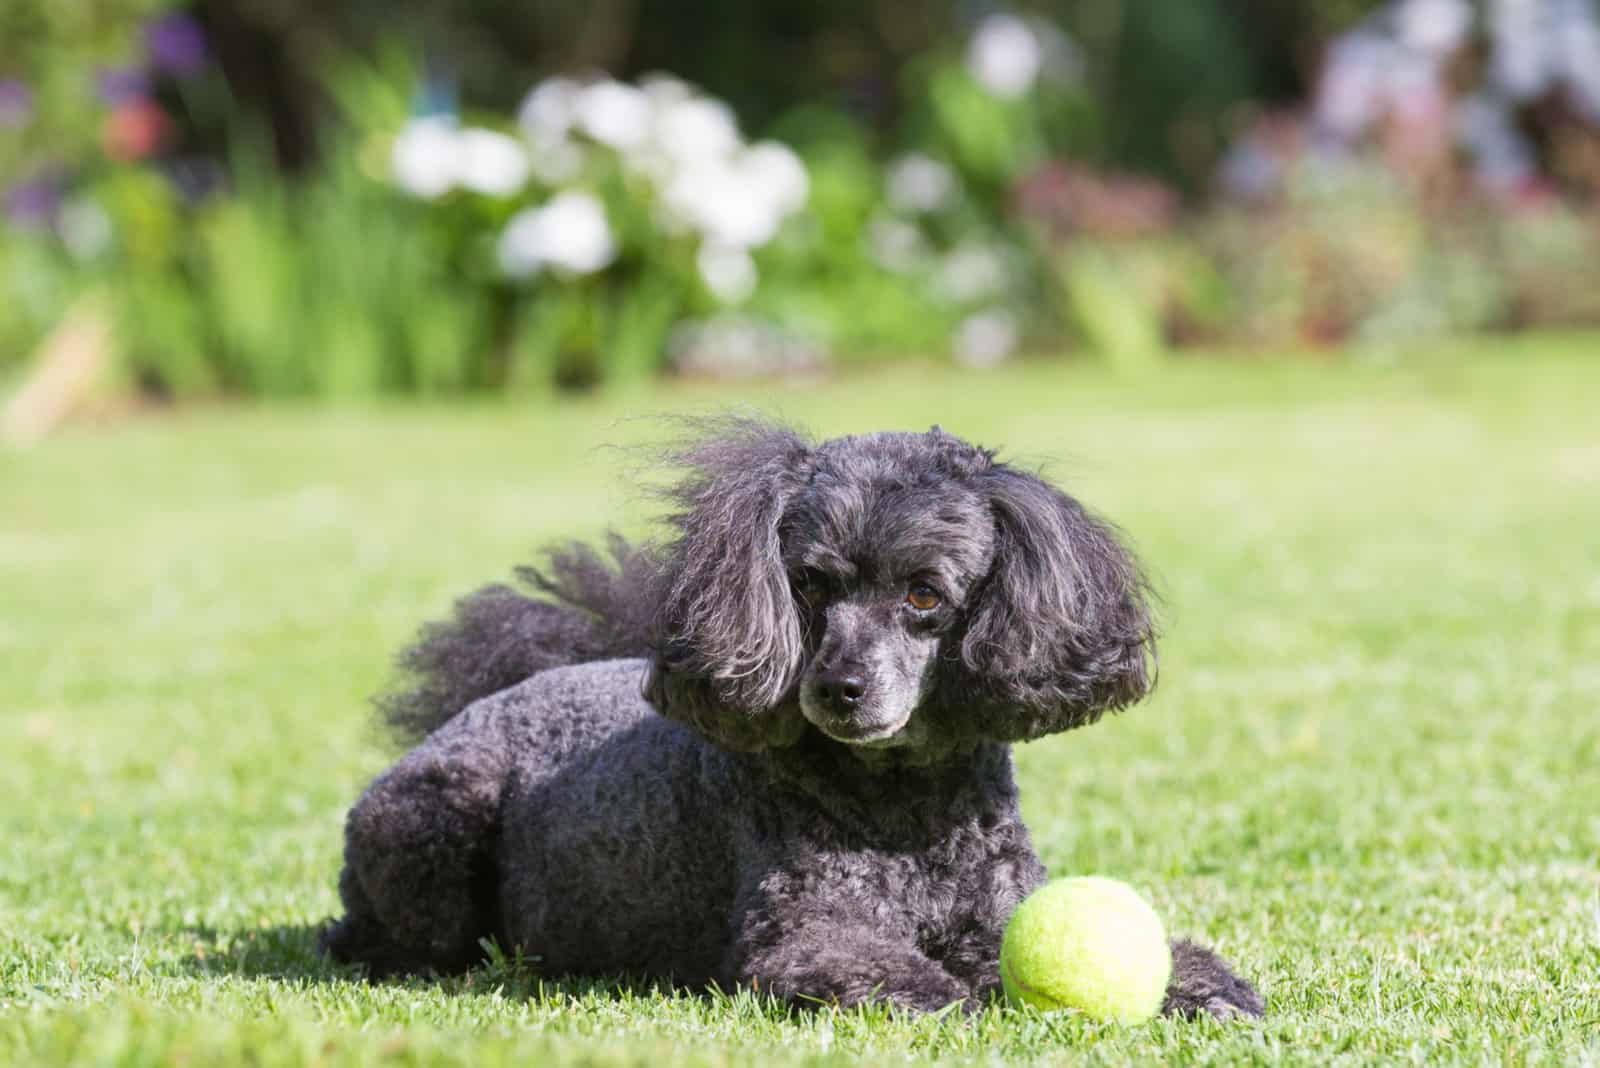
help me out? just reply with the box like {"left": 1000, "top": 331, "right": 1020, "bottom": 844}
{"left": 322, "top": 420, "right": 1263, "bottom": 1018}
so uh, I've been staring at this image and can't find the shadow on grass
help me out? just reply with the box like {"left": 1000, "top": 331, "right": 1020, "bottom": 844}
{"left": 182, "top": 922, "right": 347, "bottom": 982}
{"left": 179, "top": 922, "right": 686, "bottom": 1004}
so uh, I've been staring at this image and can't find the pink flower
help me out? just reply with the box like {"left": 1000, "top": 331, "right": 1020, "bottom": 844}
{"left": 103, "top": 99, "right": 171, "bottom": 161}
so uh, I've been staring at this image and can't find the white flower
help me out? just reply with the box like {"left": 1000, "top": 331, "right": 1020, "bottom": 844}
{"left": 660, "top": 138, "right": 808, "bottom": 245}
{"left": 58, "top": 199, "right": 113, "bottom": 262}
{"left": 1316, "top": 32, "right": 1395, "bottom": 139}
{"left": 655, "top": 96, "right": 742, "bottom": 163}
{"left": 742, "top": 141, "right": 810, "bottom": 214}
{"left": 498, "top": 190, "right": 617, "bottom": 278}
{"left": 1385, "top": 51, "right": 1444, "bottom": 121}
{"left": 498, "top": 211, "right": 544, "bottom": 277}
{"left": 526, "top": 136, "right": 586, "bottom": 183}
{"left": 886, "top": 153, "right": 958, "bottom": 214}
{"left": 937, "top": 243, "right": 1009, "bottom": 302}
{"left": 517, "top": 77, "right": 579, "bottom": 141}
{"left": 665, "top": 162, "right": 783, "bottom": 248}
{"left": 518, "top": 77, "right": 589, "bottom": 181}
{"left": 866, "top": 215, "right": 927, "bottom": 272}
{"left": 668, "top": 315, "right": 826, "bottom": 378}
{"left": 454, "top": 127, "right": 531, "bottom": 196}
{"left": 639, "top": 72, "right": 694, "bottom": 110}
{"left": 954, "top": 310, "right": 1019, "bottom": 368}
{"left": 968, "top": 14, "right": 1043, "bottom": 99}
{"left": 1031, "top": 17, "right": 1087, "bottom": 86}
{"left": 697, "top": 243, "right": 759, "bottom": 304}
{"left": 1559, "top": 0, "right": 1600, "bottom": 121}
{"left": 1489, "top": 0, "right": 1548, "bottom": 99}
{"left": 574, "top": 80, "right": 654, "bottom": 150}
{"left": 602, "top": 79, "right": 694, "bottom": 186}
{"left": 391, "top": 117, "right": 459, "bottom": 199}
{"left": 1397, "top": 0, "right": 1473, "bottom": 56}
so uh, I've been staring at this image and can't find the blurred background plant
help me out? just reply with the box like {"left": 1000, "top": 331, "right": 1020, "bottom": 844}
{"left": 5, "top": 0, "right": 1600, "bottom": 409}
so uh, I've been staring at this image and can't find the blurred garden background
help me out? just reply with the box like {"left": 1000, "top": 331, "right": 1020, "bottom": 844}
{"left": 6, "top": 0, "right": 1600, "bottom": 421}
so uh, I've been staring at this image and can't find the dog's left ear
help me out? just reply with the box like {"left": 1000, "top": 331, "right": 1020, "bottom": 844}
{"left": 959, "top": 464, "right": 1156, "bottom": 740}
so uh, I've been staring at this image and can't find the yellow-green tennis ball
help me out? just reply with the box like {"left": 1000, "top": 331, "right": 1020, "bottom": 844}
{"left": 1000, "top": 877, "right": 1172, "bottom": 1023}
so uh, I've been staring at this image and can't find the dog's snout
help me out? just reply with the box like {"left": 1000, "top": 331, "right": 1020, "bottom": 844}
{"left": 816, "top": 666, "right": 867, "bottom": 711}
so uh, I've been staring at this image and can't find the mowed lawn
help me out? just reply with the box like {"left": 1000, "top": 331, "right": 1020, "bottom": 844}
{"left": 3, "top": 336, "right": 1598, "bottom": 1066}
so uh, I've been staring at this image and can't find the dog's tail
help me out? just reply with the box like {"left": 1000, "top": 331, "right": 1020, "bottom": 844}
{"left": 378, "top": 533, "right": 656, "bottom": 742}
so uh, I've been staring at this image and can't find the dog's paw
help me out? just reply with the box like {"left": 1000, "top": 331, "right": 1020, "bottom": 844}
{"left": 1161, "top": 938, "right": 1264, "bottom": 1020}
{"left": 318, "top": 916, "right": 418, "bottom": 980}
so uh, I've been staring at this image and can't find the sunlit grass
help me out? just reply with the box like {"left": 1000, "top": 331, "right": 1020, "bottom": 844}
{"left": 4, "top": 335, "right": 1598, "bottom": 1065}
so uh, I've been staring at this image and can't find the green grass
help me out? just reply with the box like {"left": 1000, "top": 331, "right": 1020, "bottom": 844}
{"left": 4, "top": 335, "right": 1599, "bottom": 1066}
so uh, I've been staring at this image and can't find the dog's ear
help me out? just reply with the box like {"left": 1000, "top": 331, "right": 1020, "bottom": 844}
{"left": 645, "top": 419, "right": 812, "bottom": 751}
{"left": 958, "top": 464, "right": 1156, "bottom": 740}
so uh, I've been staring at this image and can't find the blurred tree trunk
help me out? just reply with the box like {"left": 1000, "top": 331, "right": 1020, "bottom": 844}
{"left": 195, "top": 0, "right": 322, "bottom": 171}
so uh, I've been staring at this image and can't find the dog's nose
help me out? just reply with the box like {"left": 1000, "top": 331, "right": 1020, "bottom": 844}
{"left": 816, "top": 667, "right": 867, "bottom": 710}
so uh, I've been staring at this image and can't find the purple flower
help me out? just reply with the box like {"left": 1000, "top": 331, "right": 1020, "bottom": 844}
{"left": 163, "top": 156, "right": 227, "bottom": 203}
{"left": 1216, "top": 140, "right": 1281, "bottom": 204}
{"left": 96, "top": 66, "right": 151, "bottom": 105}
{"left": 146, "top": 13, "right": 208, "bottom": 77}
{"left": 0, "top": 78, "right": 32, "bottom": 128}
{"left": 5, "top": 177, "right": 61, "bottom": 230}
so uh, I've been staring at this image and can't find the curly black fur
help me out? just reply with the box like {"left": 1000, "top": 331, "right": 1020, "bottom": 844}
{"left": 325, "top": 420, "right": 1262, "bottom": 1018}
{"left": 379, "top": 534, "right": 655, "bottom": 741}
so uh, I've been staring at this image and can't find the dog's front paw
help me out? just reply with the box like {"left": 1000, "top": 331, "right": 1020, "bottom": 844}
{"left": 1161, "top": 939, "right": 1264, "bottom": 1019}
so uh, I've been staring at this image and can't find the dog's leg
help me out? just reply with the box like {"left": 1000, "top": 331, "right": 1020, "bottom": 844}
{"left": 321, "top": 860, "right": 434, "bottom": 978}
{"left": 932, "top": 841, "right": 1047, "bottom": 1004}
{"left": 935, "top": 926, "right": 1006, "bottom": 1004}
{"left": 322, "top": 717, "right": 509, "bottom": 977}
{"left": 727, "top": 876, "right": 971, "bottom": 1011}
{"left": 729, "top": 920, "right": 970, "bottom": 1011}
{"left": 1161, "top": 939, "right": 1264, "bottom": 1018}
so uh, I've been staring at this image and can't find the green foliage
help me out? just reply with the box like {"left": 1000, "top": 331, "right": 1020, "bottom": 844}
{"left": 108, "top": 147, "right": 494, "bottom": 399}
{"left": 922, "top": 66, "right": 1044, "bottom": 190}
{"left": 0, "top": 0, "right": 177, "bottom": 185}
{"left": 751, "top": 125, "right": 958, "bottom": 358}
{"left": 7, "top": 2, "right": 1600, "bottom": 395}
{"left": 1056, "top": 246, "right": 1167, "bottom": 371}
{"left": 4, "top": 343, "right": 1600, "bottom": 1064}
{"left": 508, "top": 280, "right": 679, "bottom": 392}
{"left": 0, "top": 236, "right": 78, "bottom": 374}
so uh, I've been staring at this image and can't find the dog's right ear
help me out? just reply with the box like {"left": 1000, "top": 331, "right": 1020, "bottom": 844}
{"left": 645, "top": 419, "right": 812, "bottom": 751}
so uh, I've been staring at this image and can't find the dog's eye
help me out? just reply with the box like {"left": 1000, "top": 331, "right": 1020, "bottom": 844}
{"left": 906, "top": 584, "right": 941, "bottom": 611}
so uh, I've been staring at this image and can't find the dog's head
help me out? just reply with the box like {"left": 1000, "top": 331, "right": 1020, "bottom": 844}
{"left": 645, "top": 419, "right": 1155, "bottom": 753}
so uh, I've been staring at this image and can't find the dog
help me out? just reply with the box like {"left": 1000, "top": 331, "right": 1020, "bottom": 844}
{"left": 321, "top": 419, "right": 1263, "bottom": 1017}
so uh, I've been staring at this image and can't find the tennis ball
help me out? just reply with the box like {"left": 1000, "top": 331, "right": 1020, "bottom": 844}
{"left": 999, "top": 876, "right": 1172, "bottom": 1023}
